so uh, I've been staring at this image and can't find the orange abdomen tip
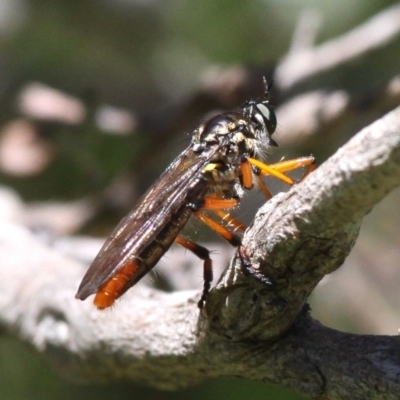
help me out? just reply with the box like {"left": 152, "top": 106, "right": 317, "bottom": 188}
{"left": 93, "top": 260, "right": 140, "bottom": 309}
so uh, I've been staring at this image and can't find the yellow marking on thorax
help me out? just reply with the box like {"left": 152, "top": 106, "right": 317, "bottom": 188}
{"left": 203, "top": 163, "right": 222, "bottom": 172}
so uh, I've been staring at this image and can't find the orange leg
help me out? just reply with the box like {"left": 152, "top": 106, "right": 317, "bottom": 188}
{"left": 174, "top": 236, "right": 213, "bottom": 309}
{"left": 240, "top": 157, "right": 254, "bottom": 189}
{"left": 255, "top": 174, "right": 274, "bottom": 199}
{"left": 240, "top": 158, "right": 275, "bottom": 198}
{"left": 195, "top": 211, "right": 241, "bottom": 247}
{"left": 202, "top": 197, "right": 238, "bottom": 210}
{"left": 214, "top": 209, "right": 246, "bottom": 233}
{"left": 248, "top": 157, "right": 295, "bottom": 185}
{"left": 202, "top": 195, "right": 246, "bottom": 234}
{"left": 178, "top": 214, "right": 274, "bottom": 303}
{"left": 266, "top": 156, "right": 315, "bottom": 173}
{"left": 244, "top": 155, "right": 315, "bottom": 200}
{"left": 249, "top": 156, "right": 316, "bottom": 184}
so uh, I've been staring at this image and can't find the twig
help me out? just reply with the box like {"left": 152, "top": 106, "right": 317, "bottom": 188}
{"left": 275, "top": 3, "right": 400, "bottom": 89}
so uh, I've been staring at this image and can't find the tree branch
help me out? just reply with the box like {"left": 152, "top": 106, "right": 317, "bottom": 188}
{"left": 0, "top": 106, "right": 400, "bottom": 399}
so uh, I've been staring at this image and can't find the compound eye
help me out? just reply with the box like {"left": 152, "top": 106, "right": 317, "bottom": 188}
{"left": 256, "top": 103, "right": 277, "bottom": 134}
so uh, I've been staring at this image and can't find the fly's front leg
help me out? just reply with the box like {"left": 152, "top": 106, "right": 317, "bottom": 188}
{"left": 239, "top": 155, "right": 274, "bottom": 199}
{"left": 264, "top": 156, "right": 316, "bottom": 183}
{"left": 248, "top": 156, "right": 316, "bottom": 186}
{"left": 239, "top": 155, "right": 315, "bottom": 200}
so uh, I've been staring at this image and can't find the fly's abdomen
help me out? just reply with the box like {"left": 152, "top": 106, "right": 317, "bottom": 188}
{"left": 94, "top": 259, "right": 142, "bottom": 309}
{"left": 93, "top": 206, "right": 194, "bottom": 309}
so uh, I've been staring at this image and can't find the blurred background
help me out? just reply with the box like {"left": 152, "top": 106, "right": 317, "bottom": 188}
{"left": 0, "top": 0, "right": 400, "bottom": 399}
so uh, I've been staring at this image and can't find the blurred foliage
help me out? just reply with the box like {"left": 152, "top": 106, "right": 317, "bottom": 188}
{"left": 0, "top": 0, "right": 399, "bottom": 399}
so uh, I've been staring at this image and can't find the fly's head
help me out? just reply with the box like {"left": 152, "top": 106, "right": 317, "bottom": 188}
{"left": 242, "top": 77, "right": 278, "bottom": 150}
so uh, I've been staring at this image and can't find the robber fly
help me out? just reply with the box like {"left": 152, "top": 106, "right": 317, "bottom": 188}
{"left": 75, "top": 78, "right": 315, "bottom": 310}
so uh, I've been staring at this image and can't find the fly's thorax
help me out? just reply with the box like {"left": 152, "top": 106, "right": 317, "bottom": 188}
{"left": 190, "top": 91, "right": 279, "bottom": 193}
{"left": 191, "top": 111, "right": 260, "bottom": 193}
{"left": 192, "top": 112, "right": 257, "bottom": 162}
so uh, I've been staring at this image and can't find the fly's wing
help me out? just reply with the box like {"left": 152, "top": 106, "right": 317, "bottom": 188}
{"left": 76, "top": 144, "right": 219, "bottom": 300}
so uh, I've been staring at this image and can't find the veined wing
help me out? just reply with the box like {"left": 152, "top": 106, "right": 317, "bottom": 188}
{"left": 76, "top": 143, "right": 221, "bottom": 300}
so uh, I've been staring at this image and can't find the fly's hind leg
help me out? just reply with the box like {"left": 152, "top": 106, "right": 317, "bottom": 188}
{"left": 193, "top": 210, "right": 243, "bottom": 309}
{"left": 177, "top": 196, "right": 244, "bottom": 309}
{"left": 174, "top": 236, "right": 213, "bottom": 309}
